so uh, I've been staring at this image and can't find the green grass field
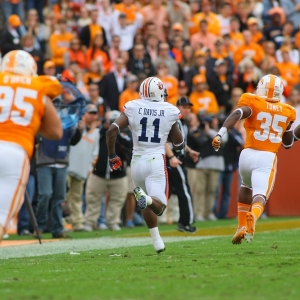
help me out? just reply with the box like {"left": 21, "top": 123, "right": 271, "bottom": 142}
{"left": 1, "top": 218, "right": 300, "bottom": 300}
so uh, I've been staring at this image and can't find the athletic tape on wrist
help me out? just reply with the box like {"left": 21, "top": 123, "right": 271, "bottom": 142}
{"left": 217, "top": 127, "right": 227, "bottom": 137}
{"left": 112, "top": 122, "right": 120, "bottom": 133}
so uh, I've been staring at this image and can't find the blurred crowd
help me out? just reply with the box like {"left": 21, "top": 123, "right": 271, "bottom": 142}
{"left": 2, "top": 0, "right": 300, "bottom": 235}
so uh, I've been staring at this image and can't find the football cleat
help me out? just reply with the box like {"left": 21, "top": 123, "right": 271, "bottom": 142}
{"left": 244, "top": 212, "right": 256, "bottom": 243}
{"left": 153, "top": 238, "right": 166, "bottom": 254}
{"left": 232, "top": 226, "right": 246, "bottom": 244}
{"left": 133, "top": 187, "right": 147, "bottom": 209}
{"left": 177, "top": 223, "right": 197, "bottom": 233}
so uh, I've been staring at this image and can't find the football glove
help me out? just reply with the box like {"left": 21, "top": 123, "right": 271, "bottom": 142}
{"left": 109, "top": 154, "right": 122, "bottom": 171}
{"left": 212, "top": 135, "right": 222, "bottom": 152}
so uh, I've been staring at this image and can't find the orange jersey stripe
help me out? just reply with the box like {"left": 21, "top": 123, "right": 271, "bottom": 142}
{"left": 163, "top": 154, "right": 169, "bottom": 200}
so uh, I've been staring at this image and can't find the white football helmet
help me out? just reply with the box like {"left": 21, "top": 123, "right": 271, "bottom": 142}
{"left": 256, "top": 74, "right": 283, "bottom": 102}
{"left": 1, "top": 50, "right": 37, "bottom": 76}
{"left": 139, "top": 77, "right": 165, "bottom": 102}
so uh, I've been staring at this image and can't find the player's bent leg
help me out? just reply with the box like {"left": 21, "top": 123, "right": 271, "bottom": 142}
{"left": 133, "top": 187, "right": 166, "bottom": 216}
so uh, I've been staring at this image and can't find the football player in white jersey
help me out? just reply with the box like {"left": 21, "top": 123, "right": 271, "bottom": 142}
{"left": 106, "top": 77, "right": 184, "bottom": 253}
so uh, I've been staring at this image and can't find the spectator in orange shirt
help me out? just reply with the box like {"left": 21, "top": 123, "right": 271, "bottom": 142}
{"left": 79, "top": 9, "right": 108, "bottom": 50}
{"left": 118, "top": 74, "right": 139, "bottom": 111}
{"left": 247, "top": 17, "right": 264, "bottom": 44}
{"left": 190, "top": 19, "right": 217, "bottom": 51}
{"left": 114, "top": 0, "right": 138, "bottom": 24}
{"left": 229, "top": 17, "right": 244, "bottom": 52}
{"left": 61, "top": 61, "right": 80, "bottom": 84}
{"left": 234, "top": 30, "right": 264, "bottom": 67}
{"left": 49, "top": 19, "right": 74, "bottom": 72}
{"left": 156, "top": 62, "right": 179, "bottom": 106}
{"left": 171, "top": 35, "right": 185, "bottom": 64}
{"left": 194, "top": 0, "right": 221, "bottom": 36}
{"left": 276, "top": 47, "right": 299, "bottom": 92}
{"left": 64, "top": 37, "right": 86, "bottom": 70}
{"left": 189, "top": 74, "right": 219, "bottom": 116}
{"left": 53, "top": 0, "right": 71, "bottom": 22}
{"left": 86, "top": 33, "right": 112, "bottom": 73}
{"left": 189, "top": 0, "right": 201, "bottom": 36}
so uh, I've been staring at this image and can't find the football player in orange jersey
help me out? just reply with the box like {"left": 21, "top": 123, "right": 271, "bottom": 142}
{"left": 212, "top": 74, "right": 296, "bottom": 244}
{"left": 0, "top": 50, "right": 63, "bottom": 243}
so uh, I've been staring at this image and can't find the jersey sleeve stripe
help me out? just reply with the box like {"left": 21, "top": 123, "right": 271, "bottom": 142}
{"left": 162, "top": 154, "right": 169, "bottom": 200}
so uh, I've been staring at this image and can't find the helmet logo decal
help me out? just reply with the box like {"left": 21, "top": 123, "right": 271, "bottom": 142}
{"left": 157, "top": 82, "right": 164, "bottom": 90}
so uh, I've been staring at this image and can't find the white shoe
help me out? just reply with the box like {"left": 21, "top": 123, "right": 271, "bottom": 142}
{"left": 207, "top": 213, "right": 217, "bottom": 221}
{"left": 133, "top": 187, "right": 147, "bottom": 209}
{"left": 98, "top": 223, "right": 108, "bottom": 230}
{"left": 196, "top": 215, "right": 206, "bottom": 222}
{"left": 83, "top": 224, "right": 93, "bottom": 232}
{"left": 109, "top": 224, "right": 121, "bottom": 231}
{"left": 153, "top": 238, "right": 165, "bottom": 254}
{"left": 3, "top": 234, "right": 9, "bottom": 239}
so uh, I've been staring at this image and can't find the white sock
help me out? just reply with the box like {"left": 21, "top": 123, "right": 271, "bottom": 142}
{"left": 146, "top": 195, "right": 153, "bottom": 206}
{"left": 149, "top": 227, "right": 161, "bottom": 240}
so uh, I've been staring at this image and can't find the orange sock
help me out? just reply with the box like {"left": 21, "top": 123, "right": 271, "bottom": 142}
{"left": 237, "top": 202, "right": 251, "bottom": 228}
{"left": 251, "top": 202, "right": 264, "bottom": 220}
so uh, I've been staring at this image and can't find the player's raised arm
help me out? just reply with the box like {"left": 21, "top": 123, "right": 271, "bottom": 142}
{"left": 106, "top": 113, "right": 129, "bottom": 155}
{"left": 106, "top": 113, "right": 129, "bottom": 171}
{"left": 212, "top": 106, "right": 251, "bottom": 151}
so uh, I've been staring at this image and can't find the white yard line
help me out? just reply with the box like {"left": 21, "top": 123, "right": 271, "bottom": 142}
{"left": 0, "top": 236, "right": 213, "bottom": 260}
